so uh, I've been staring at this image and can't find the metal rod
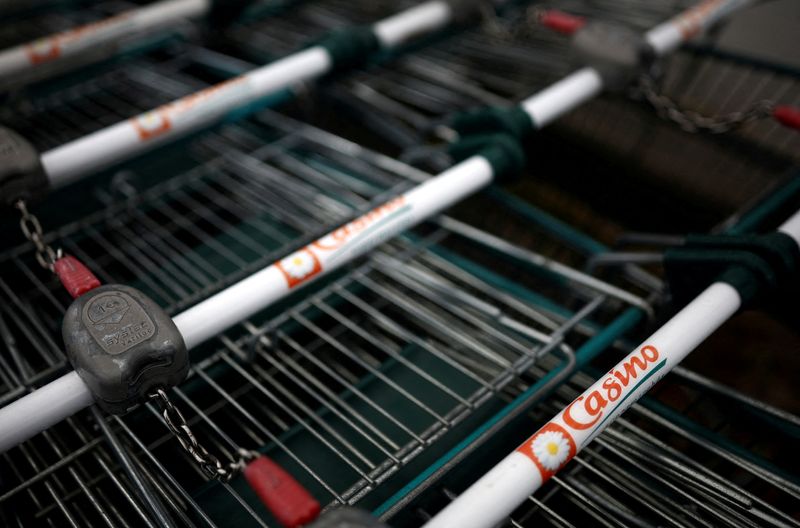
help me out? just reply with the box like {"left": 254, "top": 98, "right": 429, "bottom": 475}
{"left": 89, "top": 406, "right": 176, "bottom": 528}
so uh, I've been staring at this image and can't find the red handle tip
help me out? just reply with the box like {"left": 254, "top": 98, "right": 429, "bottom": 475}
{"left": 539, "top": 10, "right": 586, "bottom": 35}
{"left": 773, "top": 106, "right": 800, "bottom": 131}
{"left": 244, "top": 456, "right": 321, "bottom": 528}
{"left": 54, "top": 255, "right": 101, "bottom": 298}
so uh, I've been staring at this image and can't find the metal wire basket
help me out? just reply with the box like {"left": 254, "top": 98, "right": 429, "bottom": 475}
{"left": 221, "top": 0, "right": 800, "bottom": 212}
{"left": 0, "top": 89, "right": 655, "bottom": 525}
{"left": 1, "top": 1, "right": 799, "bottom": 527}
{"left": 0, "top": 0, "right": 121, "bottom": 49}
{"left": 393, "top": 355, "right": 800, "bottom": 527}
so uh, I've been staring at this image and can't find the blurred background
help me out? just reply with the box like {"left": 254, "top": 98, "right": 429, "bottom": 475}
{"left": 0, "top": 0, "right": 799, "bottom": 526}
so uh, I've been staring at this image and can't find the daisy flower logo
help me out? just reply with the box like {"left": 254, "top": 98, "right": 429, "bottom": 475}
{"left": 518, "top": 423, "right": 576, "bottom": 483}
{"left": 531, "top": 430, "right": 570, "bottom": 471}
{"left": 26, "top": 38, "right": 60, "bottom": 64}
{"left": 132, "top": 110, "right": 171, "bottom": 140}
{"left": 276, "top": 248, "right": 322, "bottom": 288}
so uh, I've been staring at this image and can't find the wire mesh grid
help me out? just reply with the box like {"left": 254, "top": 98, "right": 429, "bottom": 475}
{"left": 509, "top": 365, "right": 800, "bottom": 528}
{"left": 0, "top": 44, "right": 209, "bottom": 152}
{"left": 0, "top": 99, "right": 651, "bottom": 526}
{"left": 0, "top": 2, "right": 798, "bottom": 527}
{"left": 220, "top": 0, "right": 800, "bottom": 206}
{"left": 219, "top": 0, "right": 696, "bottom": 148}
{"left": 0, "top": 0, "right": 139, "bottom": 49}
{"left": 404, "top": 361, "right": 800, "bottom": 528}
{"left": 223, "top": 0, "right": 416, "bottom": 61}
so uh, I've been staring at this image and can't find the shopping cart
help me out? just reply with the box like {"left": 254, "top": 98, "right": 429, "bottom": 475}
{"left": 1, "top": 0, "right": 799, "bottom": 527}
{"left": 0, "top": 0, "right": 215, "bottom": 94}
{"left": 0, "top": 103, "right": 654, "bottom": 526}
{"left": 221, "top": 0, "right": 800, "bottom": 213}
{"left": 396, "top": 357, "right": 800, "bottom": 527}
{"left": 219, "top": 0, "right": 693, "bottom": 139}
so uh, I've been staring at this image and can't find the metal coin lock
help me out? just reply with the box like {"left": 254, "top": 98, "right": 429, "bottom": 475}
{"left": 62, "top": 284, "right": 188, "bottom": 414}
{"left": 0, "top": 125, "right": 48, "bottom": 205}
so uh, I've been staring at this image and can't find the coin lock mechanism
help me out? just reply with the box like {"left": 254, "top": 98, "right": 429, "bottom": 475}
{"left": 62, "top": 284, "right": 188, "bottom": 414}
{"left": 0, "top": 125, "right": 49, "bottom": 205}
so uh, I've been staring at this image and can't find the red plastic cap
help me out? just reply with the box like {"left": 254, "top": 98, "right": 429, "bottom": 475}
{"left": 773, "top": 105, "right": 800, "bottom": 131}
{"left": 244, "top": 456, "right": 321, "bottom": 528}
{"left": 54, "top": 255, "right": 101, "bottom": 298}
{"left": 539, "top": 10, "right": 586, "bottom": 35}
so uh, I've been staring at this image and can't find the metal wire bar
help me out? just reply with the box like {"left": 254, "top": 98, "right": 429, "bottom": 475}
{"left": 89, "top": 406, "right": 177, "bottom": 528}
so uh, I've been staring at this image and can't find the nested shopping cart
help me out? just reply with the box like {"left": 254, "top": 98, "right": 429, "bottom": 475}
{"left": 220, "top": 0, "right": 800, "bottom": 210}
{"left": 0, "top": 0, "right": 219, "bottom": 93}
{"left": 2, "top": 103, "right": 798, "bottom": 525}
{"left": 1, "top": 0, "right": 799, "bottom": 527}
{"left": 397, "top": 346, "right": 800, "bottom": 527}
{"left": 0, "top": 95, "right": 656, "bottom": 526}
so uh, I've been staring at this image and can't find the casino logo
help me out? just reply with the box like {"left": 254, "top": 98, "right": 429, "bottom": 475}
{"left": 132, "top": 110, "right": 171, "bottom": 140}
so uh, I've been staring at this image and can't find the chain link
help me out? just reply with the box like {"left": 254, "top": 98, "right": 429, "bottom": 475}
{"left": 150, "top": 389, "right": 257, "bottom": 482}
{"left": 635, "top": 74, "right": 774, "bottom": 134}
{"left": 15, "top": 199, "right": 62, "bottom": 272}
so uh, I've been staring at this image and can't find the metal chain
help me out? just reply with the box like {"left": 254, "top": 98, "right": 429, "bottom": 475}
{"left": 635, "top": 74, "right": 775, "bottom": 134}
{"left": 14, "top": 199, "right": 62, "bottom": 272}
{"left": 150, "top": 389, "right": 258, "bottom": 482}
